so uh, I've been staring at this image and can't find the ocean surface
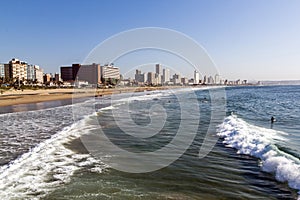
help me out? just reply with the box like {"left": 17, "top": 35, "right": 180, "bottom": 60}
{"left": 0, "top": 85, "right": 299, "bottom": 199}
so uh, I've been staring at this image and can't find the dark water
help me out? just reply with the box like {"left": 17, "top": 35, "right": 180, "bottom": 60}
{"left": 0, "top": 86, "right": 299, "bottom": 199}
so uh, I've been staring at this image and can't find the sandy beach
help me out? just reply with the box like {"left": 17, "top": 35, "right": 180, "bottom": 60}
{"left": 0, "top": 86, "right": 181, "bottom": 107}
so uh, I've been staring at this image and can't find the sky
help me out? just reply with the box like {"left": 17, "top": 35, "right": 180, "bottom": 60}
{"left": 1, "top": 0, "right": 300, "bottom": 81}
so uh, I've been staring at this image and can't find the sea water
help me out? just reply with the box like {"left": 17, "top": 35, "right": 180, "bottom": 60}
{"left": 0, "top": 85, "right": 299, "bottom": 199}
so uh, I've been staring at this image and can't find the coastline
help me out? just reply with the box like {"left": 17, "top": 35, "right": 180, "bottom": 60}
{"left": 0, "top": 86, "right": 186, "bottom": 107}
{"left": 0, "top": 88, "right": 91, "bottom": 107}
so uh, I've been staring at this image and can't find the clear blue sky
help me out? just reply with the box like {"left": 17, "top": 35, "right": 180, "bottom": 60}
{"left": 1, "top": 0, "right": 299, "bottom": 80}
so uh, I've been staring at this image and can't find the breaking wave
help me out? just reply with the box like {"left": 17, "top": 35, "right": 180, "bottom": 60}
{"left": 217, "top": 115, "right": 300, "bottom": 198}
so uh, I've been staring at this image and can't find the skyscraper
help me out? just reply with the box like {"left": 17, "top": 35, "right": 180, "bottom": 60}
{"left": 0, "top": 64, "right": 5, "bottom": 78}
{"left": 215, "top": 74, "right": 220, "bottom": 85}
{"left": 207, "top": 76, "right": 214, "bottom": 84}
{"left": 155, "top": 64, "right": 162, "bottom": 75}
{"left": 203, "top": 75, "right": 207, "bottom": 84}
{"left": 172, "top": 73, "right": 181, "bottom": 85}
{"left": 162, "top": 68, "right": 170, "bottom": 84}
{"left": 35, "top": 66, "right": 43, "bottom": 84}
{"left": 135, "top": 69, "right": 145, "bottom": 83}
{"left": 147, "top": 72, "right": 156, "bottom": 85}
{"left": 155, "top": 73, "right": 161, "bottom": 85}
{"left": 194, "top": 70, "right": 200, "bottom": 84}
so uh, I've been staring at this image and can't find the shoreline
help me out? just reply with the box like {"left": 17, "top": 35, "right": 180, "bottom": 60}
{"left": 0, "top": 86, "right": 188, "bottom": 107}
{"left": 0, "top": 88, "right": 92, "bottom": 107}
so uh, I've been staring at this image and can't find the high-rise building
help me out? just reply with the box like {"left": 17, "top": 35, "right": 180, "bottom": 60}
{"left": 173, "top": 73, "right": 181, "bottom": 85}
{"left": 136, "top": 69, "right": 141, "bottom": 75}
{"left": 207, "top": 76, "right": 214, "bottom": 84}
{"left": 78, "top": 63, "right": 101, "bottom": 84}
{"left": 162, "top": 68, "right": 170, "bottom": 84}
{"left": 101, "top": 65, "right": 120, "bottom": 80}
{"left": 135, "top": 69, "right": 145, "bottom": 83}
{"left": 155, "top": 64, "right": 162, "bottom": 75}
{"left": 54, "top": 73, "right": 60, "bottom": 83}
{"left": 61, "top": 63, "right": 107, "bottom": 84}
{"left": 1, "top": 59, "right": 43, "bottom": 83}
{"left": 181, "top": 77, "right": 188, "bottom": 85}
{"left": 0, "top": 64, "right": 5, "bottom": 78}
{"left": 60, "top": 66, "right": 73, "bottom": 82}
{"left": 194, "top": 70, "right": 200, "bottom": 84}
{"left": 27, "top": 64, "right": 35, "bottom": 81}
{"left": 155, "top": 73, "right": 161, "bottom": 85}
{"left": 72, "top": 64, "right": 81, "bottom": 81}
{"left": 215, "top": 74, "right": 220, "bottom": 85}
{"left": 35, "top": 66, "right": 43, "bottom": 84}
{"left": 203, "top": 75, "right": 207, "bottom": 84}
{"left": 147, "top": 72, "right": 156, "bottom": 85}
{"left": 6, "top": 58, "right": 28, "bottom": 80}
{"left": 4, "top": 64, "right": 9, "bottom": 80}
{"left": 43, "top": 73, "right": 51, "bottom": 84}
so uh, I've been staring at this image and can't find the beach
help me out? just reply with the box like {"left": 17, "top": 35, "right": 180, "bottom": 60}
{"left": 0, "top": 86, "right": 180, "bottom": 107}
{"left": 0, "top": 88, "right": 87, "bottom": 107}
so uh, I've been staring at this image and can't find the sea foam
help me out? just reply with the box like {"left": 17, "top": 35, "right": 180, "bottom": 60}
{"left": 217, "top": 115, "right": 300, "bottom": 197}
{"left": 0, "top": 115, "right": 108, "bottom": 200}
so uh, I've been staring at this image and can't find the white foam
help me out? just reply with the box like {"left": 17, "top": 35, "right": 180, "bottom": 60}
{"left": 217, "top": 115, "right": 300, "bottom": 196}
{"left": 0, "top": 114, "right": 108, "bottom": 199}
{"left": 98, "top": 105, "right": 115, "bottom": 111}
{"left": 118, "top": 92, "right": 164, "bottom": 102}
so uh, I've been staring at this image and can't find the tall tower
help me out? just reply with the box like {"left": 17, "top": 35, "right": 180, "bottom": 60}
{"left": 162, "top": 68, "right": 170, "bottom": 84}
{"left": 155, "top": 64, "right": 162, "bottom": 75}
{"left": 215, "top": 74, "right": 220, "bottom": 84}
{"left": 147, "top": 72, "right": 156, "bottom": 85}
{"left": 194, "top": 70, "right": 200, "bottom": 84}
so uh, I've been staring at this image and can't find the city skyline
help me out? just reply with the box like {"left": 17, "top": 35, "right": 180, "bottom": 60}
{"left": 1, "top": 1, "right": 300, "bottom": 81}
{"left": 130, "top": 63, "right": 246, "bottom": 86}
{"left": 1, "top": 56, "right": 247, "bottom": 87}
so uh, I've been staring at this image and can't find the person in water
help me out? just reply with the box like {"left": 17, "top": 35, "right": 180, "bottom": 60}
{"left": 271, "top": 116, "right": 276, "bottom": 123}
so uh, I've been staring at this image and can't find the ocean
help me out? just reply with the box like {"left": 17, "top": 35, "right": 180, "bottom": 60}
{"left": 0, "top": 85, "right": 299, "bottom": 199}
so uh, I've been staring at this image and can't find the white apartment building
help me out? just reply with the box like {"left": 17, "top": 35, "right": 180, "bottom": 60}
{"left": 35, "top": 65, "right": 44, "bottom": 83}
{"left": 194, "top": 70, "right": 200, "bottom": 84}
{"left": 0, "top": 64, "right": 5, "bottom": 78}
{"left": 162, "top": 68, "right": 170, "bottom": 84}
{"left": 8, "top": 58, "right": 27, "bottom": 80}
